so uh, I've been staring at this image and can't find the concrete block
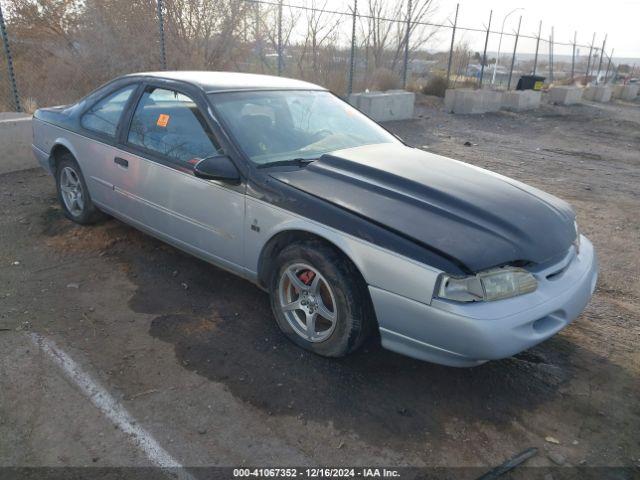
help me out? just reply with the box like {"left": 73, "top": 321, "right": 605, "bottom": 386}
{"left": 0, "top": 114, "right": 37, "bottom": 175}
{"left": 348, "top": 90, "right": 415, "bottom": 122}
{"left": 501, "top": 90, "right": 542, "bottom": 111}
{"left": 443, "top": 89, "right": 503, "bottom": 114}
{"left": 444, "top": 89, "right": 476, "bottom": 114}
{"left": 549, "top": 86, "right": 582, "bottom": 105}
{"left": 621, "top": 84, "right": 639, "bottom": 100}
{"left": 583, "top": 86, "right": 612, "bottom": 103}
{"left": 612, "top": 84, "right": 639, "bottom": 101}
{"left": 444, "top": 89, "right": 455, "bottom": 112}
{"left": 482, "top": 91, "right": 503, "bottom": 112}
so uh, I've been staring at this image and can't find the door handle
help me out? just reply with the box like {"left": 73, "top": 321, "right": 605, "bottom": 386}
{"left": 114, "top": 157, "right": 129, "bottom": 168}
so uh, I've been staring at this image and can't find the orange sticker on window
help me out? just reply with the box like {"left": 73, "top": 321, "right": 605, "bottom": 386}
{"left": 157, "top": 114, "right": 170, "bottom": 127}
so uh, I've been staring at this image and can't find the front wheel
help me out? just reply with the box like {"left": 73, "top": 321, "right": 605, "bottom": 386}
{"left": 269, "top": 241, "right": 374, "bottom": 357}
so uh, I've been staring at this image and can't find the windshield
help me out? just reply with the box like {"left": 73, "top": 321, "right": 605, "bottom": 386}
{"left": 209, "top": 90, "right": 399, "bottom": 166}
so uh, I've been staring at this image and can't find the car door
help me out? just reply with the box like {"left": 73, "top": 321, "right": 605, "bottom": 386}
{"left": 76, "top": 82, "right": 140, "bottom": 208}
{"left": 105, "top": 82, "right": 246, "bottom": 271}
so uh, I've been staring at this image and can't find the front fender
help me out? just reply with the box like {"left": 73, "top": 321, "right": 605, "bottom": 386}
{"left": 245, "top": 196, "right": 441, "bottom": 306}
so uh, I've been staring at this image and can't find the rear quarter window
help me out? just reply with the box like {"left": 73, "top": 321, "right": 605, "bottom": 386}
{"left": 80, "top": 85, "right": 137, "bottom": 138}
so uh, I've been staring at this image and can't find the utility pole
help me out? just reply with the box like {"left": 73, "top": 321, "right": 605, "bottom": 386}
{"left": 492, "top": 7, "right": 524, "bottom": 85}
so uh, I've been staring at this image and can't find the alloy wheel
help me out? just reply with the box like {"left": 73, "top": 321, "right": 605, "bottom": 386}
{"left": 60, "top": 166, "right": 85, "bottom": 217}
{"left": 278, "top": 263, "right": 337, "bottom": 342}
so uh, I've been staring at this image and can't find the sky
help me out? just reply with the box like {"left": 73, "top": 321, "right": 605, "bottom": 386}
{"left": 310, "top": 0, "right": 640, "bottom": 62}
{"left": 432, "top": 0, "right": 640, "bottom": 61}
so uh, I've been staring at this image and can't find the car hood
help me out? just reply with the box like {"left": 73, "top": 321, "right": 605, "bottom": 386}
{"left": 269, "top": 143, "right": 576, "bottom": 273}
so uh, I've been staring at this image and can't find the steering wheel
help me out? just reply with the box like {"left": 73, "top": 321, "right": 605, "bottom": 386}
{"left": 311, "top": 129, "right": 334, "bottom": 141}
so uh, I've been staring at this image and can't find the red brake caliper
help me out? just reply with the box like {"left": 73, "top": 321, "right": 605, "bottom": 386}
{"left": 297, "top": 270, "right": 316, "bottom": 289}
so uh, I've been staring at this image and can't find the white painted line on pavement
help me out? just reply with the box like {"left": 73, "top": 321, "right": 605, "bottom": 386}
{"left": 29, "top": 332, "right": 197, "bottom": 480}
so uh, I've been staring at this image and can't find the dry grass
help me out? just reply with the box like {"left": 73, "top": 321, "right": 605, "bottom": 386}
{"left": 368, "top": 68, "right": 401, "bottom": 91}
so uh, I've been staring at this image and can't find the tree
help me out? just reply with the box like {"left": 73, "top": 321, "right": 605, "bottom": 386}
{"left": 163, "top": 0, "right": 250, "bottom": 69}
{"left": 295, "top": 0, "right": 343, "bottom": 80}
{"left": 360, "top": 0, "right": 438, "bottom": 72}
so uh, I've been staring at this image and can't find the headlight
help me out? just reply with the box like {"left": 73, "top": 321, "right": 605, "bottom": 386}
{"left": 437, "top": 267, "right": 537, "bottom": 302}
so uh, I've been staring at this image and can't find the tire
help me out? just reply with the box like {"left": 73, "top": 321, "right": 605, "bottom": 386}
{"left": 55, "top": 153, "right": 105, "bottom": 225}
{"left": 269, "top": 240, "right": 374, "bottom": 357}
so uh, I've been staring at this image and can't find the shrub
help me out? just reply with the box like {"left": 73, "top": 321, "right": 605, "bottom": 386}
{"left": 421, "top": 76, "right": 448, "bottom": 97}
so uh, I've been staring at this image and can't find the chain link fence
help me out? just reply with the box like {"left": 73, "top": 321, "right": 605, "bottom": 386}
{"left": 0, "top": 0, "right": 633, "bottom": 113}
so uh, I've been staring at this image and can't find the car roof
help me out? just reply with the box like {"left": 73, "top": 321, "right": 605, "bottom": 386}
{"left": 125, "top": 71, "right": 327, "bottom": 93}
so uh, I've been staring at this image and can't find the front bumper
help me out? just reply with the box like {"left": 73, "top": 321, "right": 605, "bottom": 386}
{"left": 372, "top": 235, "right": 598, "bottom": 367}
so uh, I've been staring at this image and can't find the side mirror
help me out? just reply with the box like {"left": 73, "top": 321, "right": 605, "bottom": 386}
{"left": 193, "top": 155, "right": 240, "bottom": 184}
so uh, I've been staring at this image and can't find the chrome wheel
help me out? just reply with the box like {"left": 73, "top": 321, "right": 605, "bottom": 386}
{"left": 278, "top": 263, "right": 337, "bottom": 342}
{"left": 60, "top": 166, "right": 84, "bottom": 217}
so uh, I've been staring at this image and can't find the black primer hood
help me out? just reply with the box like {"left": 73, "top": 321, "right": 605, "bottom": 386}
{"left": 270, "top": 143, "right": 576, "bottom": 273}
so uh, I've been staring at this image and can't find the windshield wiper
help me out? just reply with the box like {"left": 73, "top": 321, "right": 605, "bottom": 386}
{"left": 257, "top": 158, "right": 317, "bottom": 169}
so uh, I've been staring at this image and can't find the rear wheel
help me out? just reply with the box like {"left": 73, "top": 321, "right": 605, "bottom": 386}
{"left": 269, "top": 241, "right": 374, "bottom": 357}
{"left": 55, "top": 154, "right": 105, "bottom": 225}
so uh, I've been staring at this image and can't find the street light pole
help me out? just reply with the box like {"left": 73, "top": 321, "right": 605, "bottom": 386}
{"left": 491, "top": 7, "right": 524, "bottom": 85}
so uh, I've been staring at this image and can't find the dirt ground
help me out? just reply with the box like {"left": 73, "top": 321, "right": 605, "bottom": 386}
{"left": 1, "top": 95, "right": 639, "bottom": 478}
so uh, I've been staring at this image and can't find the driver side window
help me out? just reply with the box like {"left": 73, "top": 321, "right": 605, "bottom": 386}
{"left": 127, "top": 87, "right": 222, "bottom": 165}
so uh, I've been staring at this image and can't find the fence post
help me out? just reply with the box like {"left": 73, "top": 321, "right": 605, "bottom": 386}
{"left": 507, "top": 16, "right": 521, "bottom": 90}
{"left": 402, "top": 0, "right": 413, "bottom": 89}
{"left": 548, "top": 27, "right": 554, "bottom": 83}
{"left": 571, "top": 31, "right": 576, "bottom": 81}
{"left": 277, "top": 0, "right": 283, "bottom": 75}
{"left": 532, "top": 20, "right": 541, "bottom": 75}
{"left": 156, "top": 0, "right": 167, "bottom": 70}
{"left": 0, "top": 2, "right": 21, "bottom": 112}
{"left": 595, "top": 33, "right": 606, "bottom": 84}
{"left": 446, "top": 4, "right": 459, "bottom": 88}
{"left": 347, "top": 0, "right": 358, "bottom": 95}
{"left": 585, "top": 32, "right": 595, "bottom": 85}
{"left": 604, "top": 48, "right": 613, "bottom": 84}
{"left": 478, "top": 10, "right": 492, "bottom": 89}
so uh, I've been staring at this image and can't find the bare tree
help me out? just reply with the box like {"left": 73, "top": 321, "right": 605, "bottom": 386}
{"left": 6, "top": 0, "right": 82, "bottom": 53}
{"left": 163, "top": 0, "right": 250, "bottom": 69}
{"left": 81, "top": 0, "right": 160, "bottom": 74}
{"left": 296, "top": 0, "right": 342, "bottom": 76}
{"left": 360, "top": 0, "right": 438, "bottom": 72}
{"left": 255, "top": 3, "right": 301, "bottom": 74}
